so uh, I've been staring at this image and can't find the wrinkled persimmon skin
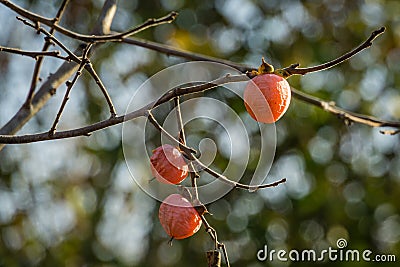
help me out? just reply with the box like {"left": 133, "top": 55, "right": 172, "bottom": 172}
{"left": 159, "top": 194, "right": 202, "bottom": 240}
{"left": 244, "top": 74, "right": 291, "bottom": 123}
{"left": 150, "top": 144, "right": 188, "bottom": 184}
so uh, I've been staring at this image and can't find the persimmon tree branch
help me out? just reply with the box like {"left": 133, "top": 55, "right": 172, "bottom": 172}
{"left": 146, "top": 110, "right": 287, "bottom": 192}
{"left": 49, "top": 44, "right": 93, "bottom": 135}
{"left": 279, "top": 27, "right": 386, "bottom": 77}
{"left": 17, "top": 16, "right": 117, "bottom": 118}
{"left": 291, "top": 87, "right": 400, "bottom": 128}
{"left": 24, "top": 0, "right": 71, "bottom": 106}
{"left": 16, "top": 16, "right": 81, "bottom": 62}
{"left": 0, "top": 0, "right": 118, "bottom": 152}
{"left": 0, "top": 46, "right": 67, "bottom": 60}
{"left": 0, "top": 74, "right": 249, "bottom": 144}
{"left": 173, "top": 97, "right": 200, "bottom": 200}
{"left": 122, "top": 37, "right": 252, "bottom": 73}
{"left": 0, "top": 0, "right": 177, "bottom": 43}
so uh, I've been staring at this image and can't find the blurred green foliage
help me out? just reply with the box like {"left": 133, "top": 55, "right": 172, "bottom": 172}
{"left": 0, "top": 0, "right": 399, "bottom": 266}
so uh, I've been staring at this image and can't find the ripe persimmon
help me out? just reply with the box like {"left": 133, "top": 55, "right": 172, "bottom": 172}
{"left": 150, "top": 144, "right": 188, "bottom": 184}
{"left": 159, "top": 194, "right": 202, "bottom": 240}
{"left": 244, "top": 74, "right": 291, "bottom": 123}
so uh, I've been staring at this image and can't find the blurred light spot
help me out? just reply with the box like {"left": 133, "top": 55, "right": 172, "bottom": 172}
{"left": 282, "top": 2, "right": 309, "bottom": 29}
{"left": 176, "top": 9, "right": 197, "bottom": 29}
{"left": 343, "top": 181, "right": 365, "bottom": 203}
{"left": 161, "top": 0, "right": 184, "bottom": 11}
{"left": 70, "top": 185, "right": 97, "bottom": 215}
{"left": 367, "top": 154, "right": 388, "bottom": 177}
{"left": 2, "top": 226, "right": 23, "bottom": 250}
{"left": 300, "top": 71, "right": 326, "bottom": 93}
{"left": 208, "top": 199, "right": 231, "bottom": 221}
{"left": 198, "top": 138, "right": 218, "bottom": 167}
{"left": 216, "top": 0, "right": 262, "bottom": 29}
{"left": 386, "top": 48, "right": 400, "bottom": 72}
{"left": 227, "top": 211, "right": 249, "bottom": 233}
{"left": 323, "top": 0, "right": 345, "bottom": 12}
{"left": 325, "top": 162, "right": 348, "bottom": 185}
{"left": 302, "top": 20, "right": 323, "bottom": 40}
{"left": 300, "top": 220, "right": 324, "bottom": 242}
{"left": 308, "top": 136, "right": 334, "bottom": 164}
{"left": 233, "top": 194, "right": 264, "bottom": 217}
{"left": 0, "top": 190, "right": 16, "bottom": 223}
{"left": 324, "top": 70, "right": 345, "bottom": 92}
{"left": 96, "top": 190, "right": 154, "bottom": 265}
{"left": 376, "top": 215, "right": 400, "bottom": 245}
{"left": 261, "top": 16, "right": 291, "bottom": 44}
{"left": 361, "top": 2, "right": 386, "bottom": 27}
{"left": 359, "top": 66, "right": 387, "bottom": 101}
{"left": 278, "top": 154, "right": 313, "bottom": 199}
{"left": 372, "top": 89, "right": 400, "bottom": 119}
{"left": 337, "top": 90, "right": 360, "bottom": 110}
{"left": 374, "top": 203, "right": 396, "bottom": 222}
{"left": 211, "top": 27, "right": 242, "bottom": 55}
{"left": 266, "top": 218, "right": 288, "bottom": 243}
{"left": 372, "top": 129, "right": 398, "bottom": 154}
{"left": 29, "top": 201, "right": 76, "bottom": 246}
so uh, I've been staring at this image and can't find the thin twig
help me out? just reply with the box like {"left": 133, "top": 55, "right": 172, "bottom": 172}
{"left": 0, "top": 46, "right": 66, "bottom": 60}
{"left": 146, "top": 110, "right": 287, "bottom": 191}
{"left": 0, "top": 0, "right": 117, "bottom": 153}
{"left": 24, "top": 0, "right": 71, "bottom": 106}
{"left": 291, "top": 87, "right": 400, "bottom": 128}
{"left": 122, "top": 37, "right": 253, "bottom": 73}
{"left": 16, "top": 17, "right": 80, "bottom": 63}
{"left": 201, "top": 215, "right": 229, "bottom": 267}
{"left": 1, "top": 0, "right": 177, "bottom": 43}
{"left": 147, "top": 110, "right": 197, "bottom": 155}
{"left": 219, "top": 243, "right": 230, "bottom": 267}
{"left": 49, "top": 44, "right": 93, "bottom": 135}
{"left": 84, "top": 63, "right": 117, "bottom": 117}
{"left": 173, "top": 97, "right": 200, "bottom": 200}
{"left": 278, "top": 27, "right": 386, "bottom": 77}
{"left": 18, "top": 16, "right": 117, "bottom": 118}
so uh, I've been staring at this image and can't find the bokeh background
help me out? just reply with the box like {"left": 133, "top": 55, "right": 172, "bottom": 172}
{"left": 1, "top": 0, "right": 400, "bottom": 266}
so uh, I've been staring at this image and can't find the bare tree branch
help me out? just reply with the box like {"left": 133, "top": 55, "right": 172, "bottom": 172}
{"left": 0, "top": 74, "right": 248, "bottom": 144}
{"left": 49, "top": 44, "right": 93, "bottom": 135}
{"left": 173, "top": 97, "right": 200, "bottom": 200}
{"left": 1, "top": 66, "right": 400, "bottom": 145}
{"left": 0, "top": 46, "right": 67, "bottom": 60}
{"left": 0, "top": 0, "right": 177, "bottom": 43}
{"left": 24, "top": 0, "right": 71, "bottom": 106}
{"left": 291, "top": 87, "right": 400, "bottom": 129}
{"left": 121, "top": 37, "right": 253, "bottom": 73}
{"left": 0, "top": 0, "right": 118, "bottom": 151}
{"left": 16, "top": 17, "right": 80, "bottom": 62}
{"left": 18, "top": 16, "right": 117, "bottom": 118}
{"left": 278, "top": 27, "right": 386, "bottom": 77}
{"left": 146, "top": 109, "right": 287, "bottom": 192}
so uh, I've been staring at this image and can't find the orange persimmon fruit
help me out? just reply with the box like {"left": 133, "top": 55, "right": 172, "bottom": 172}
{"left": 150, "top": 144, "right": 188, "bottom": 184}
{"left": 244, "top": 73, "right": 291, "bottom": 123}
{"left": 159, "top": 194, "right": 202, "bottom": 240}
